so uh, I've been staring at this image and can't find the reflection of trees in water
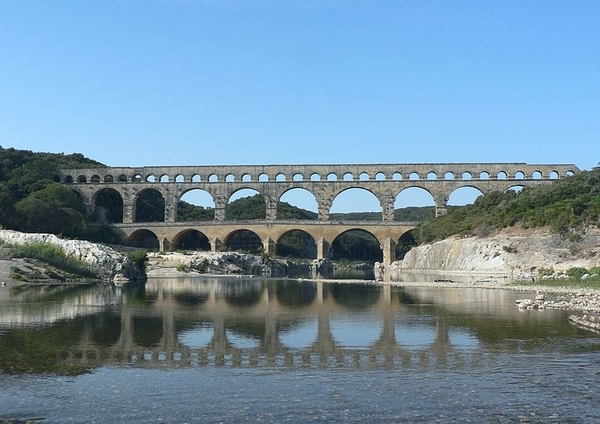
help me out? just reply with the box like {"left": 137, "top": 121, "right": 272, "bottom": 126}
{"left": 174, "top": 292, "right": 209, "bottom": 307}
{"left": 0, "top": 317, "right": 89, "bottom": 375}
{"left": 276, "top": 280, "right": 317, "bottom": 307}
{"left": 330, "top": 283, "right": 380, "bottom": 309}
{"left": 133, "top": 317, "right": 163, "bottom": 347}
{"left": 91, "top": 311, "right": 122, "bottom": 347}
{"left": 224, "top": 281, "right": 264, "bottom": 307}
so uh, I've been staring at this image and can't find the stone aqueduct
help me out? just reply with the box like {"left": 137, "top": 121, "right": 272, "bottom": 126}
{"left": 58, "top": 162, "right": 579, "bottom": 265}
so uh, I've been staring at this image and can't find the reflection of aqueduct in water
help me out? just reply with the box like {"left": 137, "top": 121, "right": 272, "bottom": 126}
{"left": 6, "top": 279, "right": 491, "bottom": 371}
{"left": 58, "top": 163, "right": 579, "bottom": 265}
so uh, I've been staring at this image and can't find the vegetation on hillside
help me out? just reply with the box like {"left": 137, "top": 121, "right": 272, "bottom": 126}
{"left": 415, "top": 167, "right": 600, "bottom": 243}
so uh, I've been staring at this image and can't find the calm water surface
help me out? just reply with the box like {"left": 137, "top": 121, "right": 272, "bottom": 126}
{"left": 1, "top": 276, "right": 599, "bottom": 423}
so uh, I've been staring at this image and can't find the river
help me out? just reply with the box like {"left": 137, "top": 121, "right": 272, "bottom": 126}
{"left": 1, "top": 276, "right": 599, "bottom": 423}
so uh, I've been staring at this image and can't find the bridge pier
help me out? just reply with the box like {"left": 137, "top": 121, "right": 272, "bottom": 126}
{"left": 211, "top": 237, "right": 223, "bottom": 252}
{"left": 263, "top": 237, "right": 276, "bottom": 255}
{"left": 316, "top": 237, "right": 331, "bottom": 260}
{"left": 382, "top": 237, "right": 397, "bottom": 267}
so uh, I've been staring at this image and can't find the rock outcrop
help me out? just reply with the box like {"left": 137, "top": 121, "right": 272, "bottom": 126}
{"left": 387, "top": 227, "right": 600, "bottom": 279}
{"left": 0, "top": 230, "right": 146, "bottom": 284}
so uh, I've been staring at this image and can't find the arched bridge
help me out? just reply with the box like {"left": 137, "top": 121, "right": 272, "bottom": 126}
{"left": 58, "top": 162, "right": 579, "bottom": 266}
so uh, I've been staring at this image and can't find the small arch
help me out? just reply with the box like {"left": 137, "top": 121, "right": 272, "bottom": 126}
{"left": 91, "top": 175, "right": 101, "bottom": 183}
{"left": 514, "top": 171, "right": 525, "bottom": 180}
{"left": 175, "top": 174, "right": 185, "bottom": 182}
{"left": 146, "top": 175, "right": 156, "bottom": 183}
{"left": 359, "top": 172, "right": 370, "bottom": 181}
{"left": 427, "top": 172, "right": 437, "bottom": 180}
{"left": 375, "top": 172, "right": 386, "bottom": 181}
{"left": 208, "top": 174, "right": 218, "bottom": 182}
{"left": 444, "top": 172, "right": 455, "bottom": 180}
{"left": 293, "top": 173, "right": 304, "bottom": 181}
{"left": 461, "top": 172, "right": 472, "bottom": 180}
{"left": 160, "top": 174, "right": 169, "bottom": 182}
{"left": 409, "top": 172, "right": 419, "bottom": 180}
{"left": 242, "top": 174, "right": 252, "bottom": 182}
{"left": 392, "top": 172, "right": 403, "bottom": 181}
{"left": 104, "top": 174, "right": 114, "bottom": 183}
{"left": 479, "top": 172, "right": 490, "bottom": 180}
{"left": 327, "top": 173, "right": 338, "bottom": 181}
{"left": 448, "top": 186, "right": 484, "bottom": 206}
{"left": 64, "top": 175, "right": 74, "bottom": 184}
{"left": 343, "top": 173, "right": 354, "bottom": 181}
{"left": 192, "top": 174, "right": 201, "bottom": 182}
{"left": 566, "top": 170, "right": 575, "bottom": 177}
{"left": 276, "top": 173, "right": 286, "bottom": 182}
{"left": 310, "top": 173, "right": 321, "bottom": 181}
{"left": 259, "top": 173, "right": 269, "bottom": 182}
{"left": 532, "top": 171, "right": 542, "bottom": 180}
{"left": 497, "top": 171, "right": 507, "bottom": 180}
{"left": 133, "top": 174, "right": 143, "bottom": 182}
{"left": 118, "top": 174, "right": 128, "bottom": 182}
{"left": 225, "top": 174, "right": 235, "bottom": 182}
{"left": 549, "top": 171, "right": 559, "bottom": 180}
{"left": 77, "top": 175, "right": 87, "bottom": 183}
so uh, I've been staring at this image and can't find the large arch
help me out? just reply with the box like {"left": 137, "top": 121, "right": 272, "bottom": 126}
{"left": 225, "top": 229, "right": 262, "bottom": 254}
{"left": 277, "top": 188, "right": 318, "bottom": 219}
{"left": 135, "top": 188, "right": 165, "bottom": 223}
{"left": 172, "top": 229, "right": 211, "bottom": 251}
{"left": 226, "top": 189, "right": 265, "bottom": 220}
{"left": 330, "top": 188, "right": 382, "bottom": 220}
{"left": 277, "top": 229, "right": 316, "bottom": 259}
{"left": 178, "top": 189, "right": 215, "bottom": 222}
{"left": 94, "top": 188, "right": 124, "bottom": 224}
{"left": 127, "top": 229, "right": 160, "bottom": 249}
{"left": 331, "top": 229, "right": 382, "bottom": 262}
{"left": 394, "top": 187, "right": 436, "bottom": 221}
{"left": 447, "top": 186, "right": 484, "bottom": 206}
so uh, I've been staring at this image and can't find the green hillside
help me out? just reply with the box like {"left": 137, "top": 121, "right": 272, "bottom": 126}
{"left": 415, "top": 167, "right": 600, "bottom": 244}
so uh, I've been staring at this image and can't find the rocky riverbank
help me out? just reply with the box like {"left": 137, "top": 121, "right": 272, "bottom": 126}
{"left": 0, "top": 230, "right": 146, "bottom": 286}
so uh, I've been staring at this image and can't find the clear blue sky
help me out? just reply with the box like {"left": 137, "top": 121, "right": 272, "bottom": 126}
{"left": 1, "top": 1, "right": 599, "bottom": 211}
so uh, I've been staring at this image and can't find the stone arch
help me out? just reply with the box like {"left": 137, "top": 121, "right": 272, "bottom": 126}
{"left": 77, "top": 175, "right": 86, "bottom": 183}
{"left": 497, "top": 171, "right": 508, "bottom": 180}
{"left": 135, "top": 188, "right": 165, "bottom": 222}
{"left": 532, "top": 171, "right": 542, "bottom": 180}
{"left": 118, "top": 174, "right": 128, "bottom": 182}
{"left": 479, "top": 171, "right": 490, "bottom": 180}
{"left": 276, "top": 173, "right": 286, "bottom": 182}
{"left": 224, "top": 229, "right": 262, "bottom": 254}
{"left": 63, "top": 175, "right": 74, "bottom": 183}
{"left": 514, "top": 171, "right": 525, "bottom": 179}
{"left": 225, "top": 174, "right": 235, "bottom": 182}
{"left": 104, "top": 174, "right": 114, "bottom": 183}
{"left": 330, "top": 188, "right": 382, "bottom": 220}
{"left": 310, "top": 173, "right": 321, "bottom": 181}
{"left": 409, "top": 172, "right": 419, "bottom": 180}
{"left": 327, "top": 173, "right": 338, "bottom": 181}
{"left": 444, "top": 172, "right": 455, "bottom": 180}
{"left": 178, "top": 188, "right": 215, "bottom": 222}
{"left": 462, "top": 172, "right": 472, "bottom": 180}
{"left": 226, "top": 189, "right": 264, "bottom": 220}
{"left": 192, "top": 174, "right": 201, "bottom": 182}
{"left": 259, "top": 173, "right": 269, "bottom": 182}
{"left": 172, "top": 229, "right": 211, "bottom": 251}
{"left": 392, "top": 172, "right": 403, "bottom": 180}
{"left": 359, "top": 172, "right": 370, "bottom": 181}
{"left": 242, "top": 173, "right": 252, "bottom": 182}
{"left": 293, "top": 173, "right": 304, "bottom": 181}
{"left": 146, "top": 174, "right": 156, "bottom": 182}
{"left": 277, "top": 229, "right": 316, "bottom": 259}
{"left": 160, "top": 174, "right": 169, "bottom": 182}
{"left": 395, "top": 186, "right": 436, "bottom": 208}
{"left": 375, "top": 172, "right": 386, "bottom": 180}
{"left": 549, "top": 170, "right": 559, "bottom": 180}
{"left": 175, "top": 174, "right": 185, "bottom": 182}
{"left": 91, "top": 174, "right": 101, "bottom": 183}
{"left": 427, "top": 172, "right": 437, "bottom": 180}
{"left": 447, "top": 186, "right": 484, "bottom": 206}
{"left": 127, "top": 229, "right": 160, "bottom": 249}
{"left": 208, "top": 174, "right": 218, "bottom": 182}
{"left": 278, "top": 188, "right": 318, "bottom": 218}
{"left": 343, "top": 172, "right": 354, "bottom": 181}
{"left": 94, "top": 188, "right": 124, "bottom": 223}
{"left": 331, "top": 229, "right": 383, "bottom": 262}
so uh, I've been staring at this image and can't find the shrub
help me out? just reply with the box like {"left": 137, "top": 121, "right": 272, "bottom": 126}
{"left": 9, "top": 242, "right": 96, "bottom": 277}
{"left": 566, "top": 267, "right": 588, "bottom": 280}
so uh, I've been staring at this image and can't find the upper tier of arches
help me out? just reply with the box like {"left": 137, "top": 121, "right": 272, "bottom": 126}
{"left": 57, "top": 162, "right": 579, "bottom": 185}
